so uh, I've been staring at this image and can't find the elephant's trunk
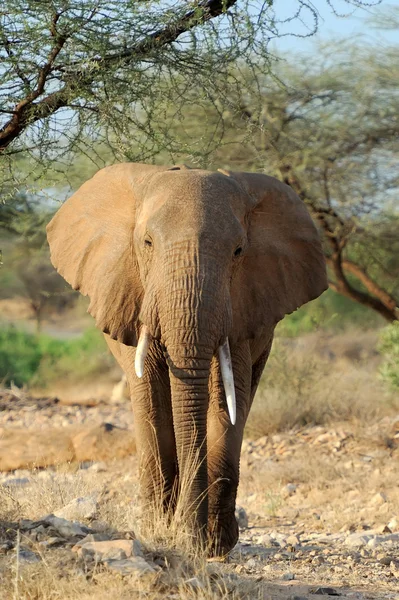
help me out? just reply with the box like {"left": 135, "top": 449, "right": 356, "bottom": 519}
{"left": 166, "top": 347, "right": 212, "bottom": 536}
{"left": 155, "top": 242, "right": 231, "bottom": 538}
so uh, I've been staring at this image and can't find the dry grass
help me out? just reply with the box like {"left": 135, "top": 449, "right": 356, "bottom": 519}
{"left": 246, "top": 330, "right": 398, "bottom": 437}
{"left": 0, "top": 446, "right": 260, "bottom": 600}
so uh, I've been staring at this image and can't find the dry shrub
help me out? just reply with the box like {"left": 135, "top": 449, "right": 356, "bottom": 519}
{"left": 3, "top": 466, "right": 93, "bottom": 522}
{"left": 0, "top": 461, "right": 257, "bottom": 600}
{"left": 246, "top": 331, "right": 398, "bottom": 437}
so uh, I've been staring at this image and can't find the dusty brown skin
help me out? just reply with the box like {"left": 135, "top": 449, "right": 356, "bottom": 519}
{"left": 47, "top": 163, "right": 327, "bottom": 555}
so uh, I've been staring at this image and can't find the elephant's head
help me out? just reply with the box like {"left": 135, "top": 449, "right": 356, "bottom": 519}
{"left": 47, "top": 163, "right": 327, "bottom": 537}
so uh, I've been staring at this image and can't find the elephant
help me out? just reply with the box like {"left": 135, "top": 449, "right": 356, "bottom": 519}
{"left": 46, "top": 163, "right": 327, "bottom": 556}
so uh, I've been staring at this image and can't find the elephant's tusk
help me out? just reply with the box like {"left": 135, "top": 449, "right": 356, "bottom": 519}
{"left": 135, "top": 326, "right": 151, "bottom": 378}
{"left": 218, "top": 338, "right": 236, "bottom": 426}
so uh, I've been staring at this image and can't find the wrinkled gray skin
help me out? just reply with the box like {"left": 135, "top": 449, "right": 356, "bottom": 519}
{"left": 47, "top": 163, "right": 327, "bottom": 556}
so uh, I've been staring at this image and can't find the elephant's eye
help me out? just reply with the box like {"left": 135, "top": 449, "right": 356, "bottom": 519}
{"left": 234, "top": 246, "right": 243, "bottom": 258}
{"left": 144, "top": 237, "right": 153, "bottom": 248}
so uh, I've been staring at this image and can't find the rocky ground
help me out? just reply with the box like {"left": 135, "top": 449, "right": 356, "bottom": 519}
{"left": 1, "top": 389, "right": 399, "bottom": 599}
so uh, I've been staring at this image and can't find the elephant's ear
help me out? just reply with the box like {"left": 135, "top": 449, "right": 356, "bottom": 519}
{"left": 46, "top": 163, "right": 166, "bottom": 346}
{"left": 228, "top": 172, "right": 328, "bottom": 340}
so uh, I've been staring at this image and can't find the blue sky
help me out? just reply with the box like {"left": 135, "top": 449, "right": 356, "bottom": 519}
{"left": 269, "top": 0, "right": 398, "bottom": 51}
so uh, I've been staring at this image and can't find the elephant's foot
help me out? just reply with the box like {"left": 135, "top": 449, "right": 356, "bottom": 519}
{"left": 207, "top": 511, "right": 239, "bottom": 557}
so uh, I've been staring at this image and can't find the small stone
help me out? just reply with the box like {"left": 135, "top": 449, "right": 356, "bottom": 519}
{"left": 54, "top": 496, "right": 98, "bottom": 521}
{"left": 285, "top": 483, "right": 297, "bottom": 496}
{"left": 282, "top": 572, "right": 295, "bottom": 581}
{"left": 366, "top": 538, "right": 379, "bottom": 549}
{"left": 0, "top": 541, "right": 14, "bottom": 554}
{"left": 370, "top": 492, "right": 387, "bottom": 506}
{"left": 235, "top": 564, "right": 244, "bottom": 574}
{"left": 246, "top": 558, "right": 257, "bottom": 570}
{"left": 88, "top": 461, "right": 107, "bottom": 472}
{"left": 257, "top": 533, "right": 273, "bottom": 546}
{"left": 390, "top": 560, "right": 399, "bottom": 578}
{"left": 39, "top": 537, "right": 66, "bottom": 548}
{"left": 310, "top": 587, "right": 341, "bottom": 596}
{"left": 235, "top": 506, "right": 248, "bottom": 529}
{"left": 286, "top": 535, "right": 300, "bottom": 546}
{"left": 345, "top": 534, "right": 369, "bottom": 548}
{"left": 16, "top": 549, "right": 41, "bottom": 564}
{"left": 273, "top": 553, "right": 283, "bottom": 561}
{"left": 312, "top": 556, "right": 325, "bottom": 566}
{"left": 105, "top": 556, "right": 155, "bottom": 577}
{"left": 388, "top": 517, "right": 398, "bottom": 531}
{"left": 377, "top": 554, "right": 393, "bottom": 566}
{"left": 376, "top": 524, "right": 392, "bottom": 534}
{"left": 43, "top": 515, "right": 90, "bottom": 538}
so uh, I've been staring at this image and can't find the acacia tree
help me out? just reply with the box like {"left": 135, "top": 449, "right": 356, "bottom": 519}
{"left": 164, "top": 36, "right": 398, "bottom": 322}
{"left": 0, "top": 0, "right": 380, "bottom": 193}
{"left": 211, "top": 42, "right": 399, "bottom": 321}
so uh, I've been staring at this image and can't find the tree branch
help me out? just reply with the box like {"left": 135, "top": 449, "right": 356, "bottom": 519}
{"left": 326, "top": 256, "right": 398, "bottom": 322}
{"left": 0, "top": 1, "right": 238, "bottom": 153}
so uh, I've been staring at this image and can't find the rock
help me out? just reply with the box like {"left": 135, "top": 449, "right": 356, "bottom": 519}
{"left": 16, "top": 549, "right": 41, "bottom": 564}
{"left": 286, "top": 535, "right": 300, "bottom": 546}
{"left": 390, "top": 560, "right": 399, "bottom": 578}
{"left": 72, "top": 423, "right": 136, "bottom": 462}
{"left": 388, "top": 517, "right": 398, "bottom": 531}
{"left": 282, "top": 572, "right": 295, "bottom": 581}
{"left": 235, "top": 506, "right": 248, "bottom": 529}
{"left": 310, "top": 587, "right": 341, "bottom": 596}
{"left": 43, "top": 514, "right": 90, "bottom": 538}
{"left": 370, "top": 492, "right": 387, "bottom": 506}
{"left": 0, "top": 428, "right": 74, "bottom": 471}
{"left": 270, "top": 531, "right": 287, "bottom": 547}
{"left": 246, "top": 558, "right": 257, "bottom": 570}
{"left": 87, "top": 462, "right": 107, "bottom": 473}
{"left": 73, "top": 539, "right": 143, "bottom": 561}
{"left": 257, "top": 534, "right": 273, "bottom": 546}
{"left": 39, "top": 537, "right": 66, "bottom": 548}
{"left": 377, "top": 554, "right": 393, "bottom": 566}
{"left": 0, "top": 541, "right": 14, "bottom": 554}
{"left": 344, "top": 534, "right": 369, "bottom": 548}
{"left": 283, "top": 483, "right": 297, "bottom": 497}
{"left": 105, "top": 556, "right": 155, "bottom": 577}
{"left": 312, "top": 556, "right": 325, "bottom": 566}
{"left": 376, "top": 524, "right": 391, "bottom": 534}
{"left": 55, "top": 496, "right": 98, "bottom": 521}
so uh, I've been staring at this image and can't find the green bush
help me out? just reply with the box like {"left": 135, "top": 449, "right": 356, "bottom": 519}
{"left": 0, "top": 325, "right": 109, "bottom": 387}
{"left": 277, "top": 288, "right": 384, "bottom": 337}
{"left": 378, "top": 322, "right": 399, "bottom": 391}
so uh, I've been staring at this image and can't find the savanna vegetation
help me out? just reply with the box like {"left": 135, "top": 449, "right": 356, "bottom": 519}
{"left": 1, "top": 0, "right": 398, "bottom": 410}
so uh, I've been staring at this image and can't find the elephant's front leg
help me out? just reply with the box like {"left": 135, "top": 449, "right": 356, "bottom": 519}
{"left": 207, "top": 341, "right": 252, "bottom": 556}
{"left": 127, "top": 341, "right": 177, "bottom": 514}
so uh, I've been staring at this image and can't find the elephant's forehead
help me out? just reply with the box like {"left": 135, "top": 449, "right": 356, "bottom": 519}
{"left": 141, "top": 170, "right": 246, "bottom": 225}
